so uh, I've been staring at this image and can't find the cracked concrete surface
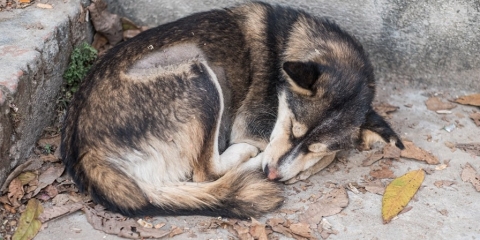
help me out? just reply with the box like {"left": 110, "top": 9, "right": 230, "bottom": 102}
{"left": 36, "top": 86, "right": 480, "bottom": 239}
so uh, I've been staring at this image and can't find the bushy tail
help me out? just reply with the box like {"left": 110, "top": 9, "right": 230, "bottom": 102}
{"left": 81, "top": 154, "right": 284, "bottom": 219}
{"left": 137, "top": 169, "right": 284, "bottom": 218}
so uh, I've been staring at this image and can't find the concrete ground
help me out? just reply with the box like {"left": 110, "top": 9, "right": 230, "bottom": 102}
{"left": 35, "top": 86, "right": 480, "bottom": 239}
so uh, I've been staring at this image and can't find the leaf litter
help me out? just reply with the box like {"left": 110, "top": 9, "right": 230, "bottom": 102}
{"left": 454, "top": 93, "right": 480, "bottom": 107}
{"left": 461, "top": 163, "right": 480, "bottom": 192}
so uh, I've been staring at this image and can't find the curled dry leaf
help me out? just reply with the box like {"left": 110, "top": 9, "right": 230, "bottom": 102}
{"left": 455, "top": 93, "right": 480, "bottom": 107}
{"left": 382, "top": 169, "right": 425, "bottom": 224}
{"left": 425, "top": 97, "right": 456, "bottom": 111}
{"left": 299, "top": 187, "right": 349, "bottom": 224}
{"left": 8, "top": 178, "right": 24, "bottom": 207}
{"left": 461, "top": 163, "right": 480, "bottom": 192}
{"left": 400, "top": 141, "right": 439, "bottom": 165}
{"left": 12, "top": 199, "right": 44, "bottom": 240}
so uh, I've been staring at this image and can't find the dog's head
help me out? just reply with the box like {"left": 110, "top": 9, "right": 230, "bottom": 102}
{"left": 262, "top": 61, "right": 404, "bottom": 181}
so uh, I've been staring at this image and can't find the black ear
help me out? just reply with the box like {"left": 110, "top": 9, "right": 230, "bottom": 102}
{"left": 283, "top": 61, "right": 321, "bottom": 90}
{"left": 357, "top": 109, "right": 405, "bottom": 150}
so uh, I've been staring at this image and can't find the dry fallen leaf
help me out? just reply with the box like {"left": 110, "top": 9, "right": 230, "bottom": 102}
{"left": 267, "top": 218, "right": 294, "bottom": 238}
{"left": 299, "top": 187, "right": 349, "bottom": 224}
{"left": 362, "top": 151, "right": 384, "bottom": 166}
{"left": 470, "top": 113, "right": 480, "bottom": 126}
{"left": 250, "top": 218, "right": 268, "bottom": 240}
{"left": 17, "top": 172, "right": 37, "bottom": 185}
{"left": 289, "top": 222, "right": 314, "bottom": 239}
{"left": 39, "top": 202, "right": 83, "bottom": 223}
{"left": 8, "top": 178, "right": 24, "bottom": 207}
{"left": 456, "top": 143, "right": 480, "bottom": 156}
{"left": 425, "top": 97, "right": 457, "bottom": 111}
{"left": 373, "top": 103, "right": 399, "bottom": 118}
{"left": 433, "top": 180, "right": 455, "bottom": 188}
{"left": 382, "top": 169, "right": 425, "bottom": 224}
{"left": 455, "top": 93, "right": 480, "bottom": 106}
{"left": 12, "top": 199, "right": 44, "bottom": 240}
{"left": 401, "top": 141, "right": 439, "bottom": 164}
{"left": 33, "top": 165, "right": 64, "bottom": 196}
{"left": 84, "top": 205, "right": 170, "bottom": 239}
{"left": 365, "top": 179, "right": 386, "bottom": 195}
{"left": 370, "top": 166, "right": 395, "bottom": 179}
{"left": 461, "top": 163, "right": 480, "bottom": 192}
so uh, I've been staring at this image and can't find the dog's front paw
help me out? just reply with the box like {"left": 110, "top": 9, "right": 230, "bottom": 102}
{"left": 284, "top": 153, "right": 337, "bottom": 185}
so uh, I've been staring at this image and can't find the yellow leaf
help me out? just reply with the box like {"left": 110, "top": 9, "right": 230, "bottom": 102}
{"left": 13, "top": 199, "right": 44, "bottom": 240}
{"left": 17, "top": 172, "right": 37, "bottom": 185}
{"left": 382, "top": 169, "right": 425, "bottom": 224}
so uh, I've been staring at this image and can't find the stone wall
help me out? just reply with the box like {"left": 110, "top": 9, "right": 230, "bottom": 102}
{"left": 105, "top": 0, "right": 480, "bottom": 90}
{"left": 0, "top": 0, "right": 93, "bottom": 186}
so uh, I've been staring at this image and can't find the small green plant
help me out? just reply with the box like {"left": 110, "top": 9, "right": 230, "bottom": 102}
{"left": 62, "top": 42, "right": 98, "bottom": 101}
{"left": 44, "top": 144, "right": 52, "bottom": 154}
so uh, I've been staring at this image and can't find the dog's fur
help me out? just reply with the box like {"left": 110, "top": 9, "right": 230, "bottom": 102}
{"left": 61, "top": 2, "right": 404, "bottom": 218}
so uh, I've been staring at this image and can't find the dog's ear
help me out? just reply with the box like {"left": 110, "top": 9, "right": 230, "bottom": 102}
{"left": 357, "top": 109, "right": 404, "bottom": 151}
{"left": 283, "top": 61, "right": 321, "bottom": 95}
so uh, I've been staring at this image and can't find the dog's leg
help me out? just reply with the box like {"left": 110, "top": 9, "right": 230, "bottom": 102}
{"left": 212, "top": 143, "right": 260, "bottom": 175}
{"left": 284, "top": 153, "right": 336, "bottom": 184}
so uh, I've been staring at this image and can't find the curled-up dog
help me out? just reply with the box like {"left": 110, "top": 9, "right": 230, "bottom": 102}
{"left": 61, "top": 2, "right": 403, "bottom": 218}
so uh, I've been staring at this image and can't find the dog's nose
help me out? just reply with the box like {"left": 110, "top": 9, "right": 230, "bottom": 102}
{"left": 264, "top": 165, "right": 280, "bottom": 181}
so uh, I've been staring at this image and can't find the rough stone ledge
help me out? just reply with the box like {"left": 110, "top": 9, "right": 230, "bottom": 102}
{"left": 0, "top": 0, "right": 93, "bottom": 186}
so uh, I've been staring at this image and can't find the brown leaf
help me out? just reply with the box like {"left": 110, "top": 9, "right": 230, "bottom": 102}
{"left": 39, "top": 202, "right": 83, "bottom": 223}
{"left": 8, "top": 178, "right": 24, "bottom": 207}
{"left": 88, "top": 0, "right": 123, "bottom": 45}
{"left": 425, "top": 97, "right": 457, "bottom": 111}
{"left": 169, "top": 226, "right": 183, "bottom": 238}
{"left": 362, "top": 151, "right": 384, "bottom": 166}
{"left": 33, "top": 165, "right": 65, "bottom": 196}
{"left": 267, "top": 218, "right": 295, "bottom": 238}
{"left": 370, "top": 166, "right": 395, "bottom": 179}
{"left": 373, "top": 102, "right": 399, "bottom": 118}
{"left": 401, "top": 141, "right": 439, "bottom": 164}
{"left": 289, "top": 222, "right": 314, "bottom": 238}
{"left": 364, "top": 179, "right": 386, "bottom": 195}
{"left": 455, "top": 93, "right": 480, "bottom": 106}
{"left": 470, "top": 113, "right": 480, "bottom": 126}
{"left": 456, "top": 143, "right": 480, "bottom": 156}
{"left": 1, "top": 158, "right": 43, "bottom": 194}
{"left": 383, "top": 144, "right": 401, "bottom": 159}
{"left": 51, "top": 193, "right": 70, "bottom": 206}
{"left": 433, "top": 180, "right": 455, "bottom": 188}
{"left": 232, "top": 222, "right": 252, "bottom": 240}
{"left": 83, "top": 205, "right": 170, "bottom": 239}
{"left": 40, "top": 154, "right": 59, "bottom": 163}
{"left": 91, "top": 33, "right": 110, "bottom": 53}
{"left": 44, "top": 185, "right": 58, "bottom": 198}
{"left": 249, "top": 218, "right": 268, "bottom": 240}
{"left": 461, "top": 163, "right": 480, "bottom": 192}
{"left": 299, "top": 187, "right": 349, "bottom": 224}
